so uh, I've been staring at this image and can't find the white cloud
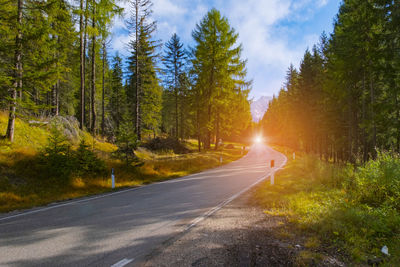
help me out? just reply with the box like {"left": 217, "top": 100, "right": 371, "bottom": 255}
{"left": 317, "top": 0, "right": 329, "bottom": 8}
{"left": 110, "top": 33, "right": 131, "bottom": 57}
{"left": 152, "top": 0, "right": 187, "bottom": 17}
{"left": 109, "top": 0, "right": 336, "bottom": 98}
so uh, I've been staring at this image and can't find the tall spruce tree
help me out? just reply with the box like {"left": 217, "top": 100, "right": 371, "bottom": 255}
{"left": 162, "top": 33, "right": 187, "bottom": 139}
{"left": 109, "top": 53, "right": 127, "bottom": 133}
{"left": 126, "top": 0, "right": 160, "bottom": 140}
{"left": 5, "top": 0, "right": 23, "bottom": 142}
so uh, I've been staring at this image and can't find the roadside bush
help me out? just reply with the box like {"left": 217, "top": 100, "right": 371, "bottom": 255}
{"left": 39, "top": 128, "right": 107, "bottom": 183}
{"left": 114, "top": 121, "right": 139, "bottom": 166}
{"left": 39, "top": 127, "right": 74, "bottom": 183}
{"left": 74, "top": 140, "right": 107, "bottom": 177}
{"left": 349, "top": 151, "right": 400, "bottom": 209}
{"left": 255, "top": 152, "right": 400, "bottom": 264}
{"left": 144, "top": 137, "right": 189, "bottom": 154}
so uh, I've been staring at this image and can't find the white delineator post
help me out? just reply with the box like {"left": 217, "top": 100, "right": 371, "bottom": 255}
{"left": 270, "top": 160, "right": 275, "bottom": 185}
{"left": 111, "top": 168, "right": 115, "bottom": 189}
{"left": 293, "top": 152, "right": 296, "bottom": 160}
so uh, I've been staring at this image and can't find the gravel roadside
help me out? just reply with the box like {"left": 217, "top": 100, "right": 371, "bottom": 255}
{"left": 140, "top": 186, "right": 347, "bottom": 267}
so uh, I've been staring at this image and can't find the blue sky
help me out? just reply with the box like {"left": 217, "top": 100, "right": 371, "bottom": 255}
{"left": 109, "top": 0, "right": 341, "bottom": 100}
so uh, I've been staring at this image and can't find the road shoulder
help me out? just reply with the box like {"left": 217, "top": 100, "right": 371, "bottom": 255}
{"left": 142, "top": 185, "right": 346, "bottom": 266}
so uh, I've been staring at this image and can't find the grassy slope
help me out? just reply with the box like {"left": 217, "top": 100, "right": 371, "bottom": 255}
{"left": 253, "top": 146, "right": 400, "bottom": 266}
{"left": 0, "top": 112, "right": 246, "bottom": 213}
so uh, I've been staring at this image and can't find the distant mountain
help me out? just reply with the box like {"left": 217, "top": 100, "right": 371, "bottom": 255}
{"left": 250, "top": 96, "right": 272, "bottom": 122}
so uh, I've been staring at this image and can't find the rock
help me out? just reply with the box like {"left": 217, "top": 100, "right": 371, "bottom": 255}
{"left": 381, "top": 245, "right": 389, "bottom": 256}
{"left": 49, "top": 116, "right": 82, "bottom": 143}
{"left": 29, "top": 120, "right": 48, "bottom": 126}
{"left": 225, "top": 144, "right": 235, "bottom": 149}
{"left": 367, "top": 256, "right": 383, "bottom": 265}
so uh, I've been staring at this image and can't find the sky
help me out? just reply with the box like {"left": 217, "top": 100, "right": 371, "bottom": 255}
{"left": 109, "top": 0, "right": 342, "bottom": 100}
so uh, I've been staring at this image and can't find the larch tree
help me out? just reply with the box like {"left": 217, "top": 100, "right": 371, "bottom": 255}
{"left": 191, "top": 9, "right": 250, "bottom": 149}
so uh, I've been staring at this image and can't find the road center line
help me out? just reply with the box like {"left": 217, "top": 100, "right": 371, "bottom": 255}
{"left": 186, "top": 152, "right": 287, "bottom": 230}
{"left": 110, "top": 258, "right": 133, "bottom": 267}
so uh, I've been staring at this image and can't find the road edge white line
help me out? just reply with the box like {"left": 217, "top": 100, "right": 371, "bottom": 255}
{"left": 185, "top": 149, "right": 287, "bottom": 231}
{"left": 110, "top": 258, "right": 133, "bottom": 267}
{"left": 0, "top": 150, "right": 253, "bottom": 222}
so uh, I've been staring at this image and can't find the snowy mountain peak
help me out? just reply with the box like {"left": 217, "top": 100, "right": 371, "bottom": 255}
{"left": 250, "top": 96, "right": 272, "bottom": 122}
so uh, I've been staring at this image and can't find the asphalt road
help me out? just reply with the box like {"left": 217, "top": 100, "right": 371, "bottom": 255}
{"left": 0, "top": 144, "right": 286, "bottom": 267}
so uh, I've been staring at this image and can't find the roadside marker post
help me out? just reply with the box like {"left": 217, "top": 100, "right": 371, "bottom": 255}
{"left": 293, "top": 152, "right": 295, "bottom": 160}
{"left": 220, "top": 156, "right": 223, "bottom": 164}
{"left": 270, "top": 160, "right": 275, "bottom": 185}
{"left": 111, "top": 168, "right": 115, "bottom": 189}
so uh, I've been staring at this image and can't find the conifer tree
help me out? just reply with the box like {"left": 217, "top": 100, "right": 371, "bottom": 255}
{"left": 191, "top": 9, "right": 250, "bottom": 149}
{"left": 109, "top": 53, "right": 127, "bottom": 133}
{"left": 5, "top": 0, "right": 23, "bottom": 142}
{"left": 162, "top": 33, "right": 187, "bottom": 139}
{"left": 126, "top": 0, "right": 160, "bottom": 140}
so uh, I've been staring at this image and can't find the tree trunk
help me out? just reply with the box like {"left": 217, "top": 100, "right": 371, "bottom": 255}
{"left": 91, "top": 1, "right": 96, "bottom": 134}
{"left": 102, "top": 41, "right": 106, "bottom": 135}
{"left": 52, "top": 84, "right": 58, "bottom": 116}
{"left": 174, "top": 59, "right": 179, "bottom": 139}
{"left": 362, "top": 71, "right": 368, "bottom": 162}
{"left": 135, "top": 1, "right": 141, "bottom": 141}
{"left": 175, "top": 90, "right": 178, "bottom": 139}
{"left": 6, "top": 0, "right": 23, "bottom": 142}
{"left": 370, "top": 75, "right": 376, "bottom": 157}
{"left": 397, "top": 105, "right": 400, "bottom": 152}
{"left": 347, "top": 92, "right": 354, "bottom": 162}
{"left": 83, "top": 0, "right": 89, "bottom": 128}
{"left": 79, "top": 0, "right": 85, "bottom": 129}
{"left": 197, "top": 107, "right": 201, "bottom": 152}
{"left": 205, "top": 104, "right": 211, "bottom": 149}
{"left": 180, "top": 97, "right": 184, "bottom": 140}
{"left": 56, "top": 79, "right": 59, "bottom": 115}
{"left": 215, "top": 111, "right": 220, "bottom": 150}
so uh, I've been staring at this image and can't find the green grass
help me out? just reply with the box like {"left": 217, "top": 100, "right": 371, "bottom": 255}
{"left": 253, "top": 148, "right": 400, "bottom": 265}
{"left": 0, "top": 112, "right": 247, "bottom": 213}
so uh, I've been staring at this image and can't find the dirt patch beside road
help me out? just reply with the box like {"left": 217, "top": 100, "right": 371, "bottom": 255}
{"left": 141, "top": 187, "right": 346, "bottom": 266}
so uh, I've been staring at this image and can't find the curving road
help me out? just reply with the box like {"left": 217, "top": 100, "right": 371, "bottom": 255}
{"left": 0, "top": 144, "right": 286, "bottom": 267}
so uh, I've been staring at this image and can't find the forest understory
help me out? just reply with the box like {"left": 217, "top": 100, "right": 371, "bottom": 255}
{"left": 0, "top": 112, "right": 247, "bottom": 213}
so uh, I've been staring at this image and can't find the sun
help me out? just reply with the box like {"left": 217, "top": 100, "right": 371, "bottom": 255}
{"left": 254, "top": 136, "right": 262, "bottom": 144}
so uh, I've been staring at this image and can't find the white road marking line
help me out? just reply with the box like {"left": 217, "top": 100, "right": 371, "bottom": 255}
{"left": 110, "top": 258, "right": 133, "bottom": 267}
{"left": 0, "top": 148, "right": 273, "bottom": 224}
{"left": 0, "top": 151, "right": 253, "bottom": 222}
{"left": 186, "top": 152, "right": 287, "bottom": 230}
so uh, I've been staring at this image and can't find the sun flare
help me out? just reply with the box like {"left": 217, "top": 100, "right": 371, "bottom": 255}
{"left": 254, "top": 136, "right": 262, "bottom": 144}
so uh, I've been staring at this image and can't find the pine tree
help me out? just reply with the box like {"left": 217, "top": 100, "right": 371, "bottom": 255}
{"left": 0, "top": 0, "right": 16, "bottom": 110}
{"left": 5, "top": 0, "right": 23, "bottom": 142}
{"left": 162, "top": 33, "right": 187, "bottom": 139}
{"left": 126, "top": 0, "right": 160, "bottom": 140}
{"left": 79, "top": 0, "right": 86, "bottom": 129}
{"left": 109, "top": 53, "right": 127, "bottom": 134}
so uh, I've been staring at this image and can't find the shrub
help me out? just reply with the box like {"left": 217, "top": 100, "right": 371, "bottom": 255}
{"left": 255, "top": 151, "right": 400, "bottom": 263}
{"left": 143, "top": 137, "right": 190, "bottom": 154}
{"left": 39, "top": 127, "right": 74, "bottom": 183}
{"left": 39, "top": 128, "right": 107, "bottom": 183}
{"left": 350, "top": 151, "right": 400, "bottom": 209}
{"left": 74, "top": 140, "right": 107, "bottom": 177}
{"left": 114, "top": 121, "right": 139, "bottom": 166}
